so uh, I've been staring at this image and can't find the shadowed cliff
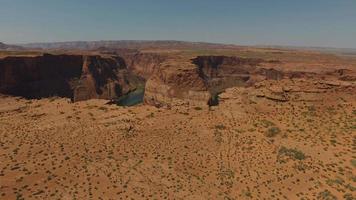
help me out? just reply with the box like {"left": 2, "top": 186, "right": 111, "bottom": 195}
{"left": 0, "top": 54, "right": 146, "bottom": 101}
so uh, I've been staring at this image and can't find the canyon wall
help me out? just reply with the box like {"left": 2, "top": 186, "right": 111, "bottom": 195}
{"left": 144, "top": 56, "right": 285, "bottom": 107}
{"left": 120, "top": 53, "right": 166, "bottom": 79}
{"left": 193, "top": 56, "right": 263, "bottom": 94}
{"left": 2, "top": 53, "right": 341, "bottom": 107}
{"left": 144, "top": 67, "right": 211, "bottom": 107}
{"left": 73, "top": 55, "right": 143, "bottom": 101}
{"left": 0, "top": 54, "right": 143, "bottom": 101}
{"left": 0, "top": 54, "right": 83, "bottom": 99}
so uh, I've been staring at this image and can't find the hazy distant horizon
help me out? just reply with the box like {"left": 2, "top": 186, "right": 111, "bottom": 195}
{"left": 7, "top": 40, "right": 353, "bottom": 51}
{"left": 1, "top": 0, "right": 356, "bottom": 48}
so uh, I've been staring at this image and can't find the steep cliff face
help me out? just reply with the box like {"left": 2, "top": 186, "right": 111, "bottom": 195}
{"left": 193, "top": 56, "right": 263, "bottom": 94}
{"left": 2, "top": 53, "right": 322, "bottom": 107}
{"left": 193, "top": 56, "right": 263, "bottom": 77}
{"left": 120, "top": 53, "right": 166, "bottom": 79}
{"left": 0, "top": 54, "right": 83, "bottom": 98}
{"left": 73, "top": 55, "right": 143, "bottom": 102}
{"left": 144, "top": 56, "right": 288, "bottom": 107}
{"left": 0, "top": 54, "right": 144, "bottom": 101}
{"left": 144, "top": 67, "right": 211, "bottom": 107}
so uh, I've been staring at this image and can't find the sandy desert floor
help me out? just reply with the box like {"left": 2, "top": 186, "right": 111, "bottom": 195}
{"left": 0, "top": 77, "right": 355, "bottom": 200}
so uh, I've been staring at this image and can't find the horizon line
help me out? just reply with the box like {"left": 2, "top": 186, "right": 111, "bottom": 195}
{"left": 3, "top": 39, "right": 356, "bottom": 51}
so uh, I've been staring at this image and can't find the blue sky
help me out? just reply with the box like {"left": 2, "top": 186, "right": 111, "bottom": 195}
{"left": 0, "top": 0, "right": 355, "bottom": 48}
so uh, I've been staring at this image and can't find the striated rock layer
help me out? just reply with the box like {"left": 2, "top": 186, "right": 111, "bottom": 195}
{"left": 0, "top": 54, "right": 144, "bottom": 101}
{"left": 144, "top": 56, "right": 288, "bottom": 107}
{"left": 2, "top": 53, "right": 353, "bottom": 107}
{"left": 144, "top": 67, "right": 211, "bottom": 107}
{"left": 72, "top": 55, "right": 144, "bottom": 102}
{"left": 120, "top": 53, "right": 166, "bottom": 79}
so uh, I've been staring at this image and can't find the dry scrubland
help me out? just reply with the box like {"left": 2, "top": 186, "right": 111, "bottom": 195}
{"left": 0, "top": 48, "right": 356, "bottom": 200}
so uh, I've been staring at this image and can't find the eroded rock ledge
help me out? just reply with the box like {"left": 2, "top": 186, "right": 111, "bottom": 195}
{"left": 144, "top": 56, "right": 289, "bottom": 107}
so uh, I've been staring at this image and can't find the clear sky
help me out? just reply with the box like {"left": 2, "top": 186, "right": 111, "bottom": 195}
{"left": 0, "top": 0, "right": 355, "bottom": 48}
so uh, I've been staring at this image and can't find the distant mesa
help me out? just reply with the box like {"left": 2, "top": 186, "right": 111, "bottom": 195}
{"left": 20, "top": 40, "right": 240, "bottom": 50}
{"left": 0, "top": 42, "right": 25, "bottom": 51}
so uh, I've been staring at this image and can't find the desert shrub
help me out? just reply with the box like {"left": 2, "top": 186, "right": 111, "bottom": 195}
{"left": 307, "top": 105, "right": 316, "bottom": 112}
{"left": 217, "top": 167, "right": 235, "bottom": 188}
{"left": 194, "top": 107, "right": 202, "bottom": 111}
{"left": 326, "top": 177, "right": 344, "bottom": 187}
{"left": 98, "top": 106, "right": 108, "bottom": 112}
{"left": 350, "top": 159, "right": 356, "bottom": 168}
{"left": 260, "top": 119, "right": 275, "bottom": 128}
{"left": 215, "top": 124, "right": 226, "bottom": 130}
{"left": 317, "top": 190, "right": 337, "bottom": 200}
{"left": 265, "top": 126, "right": 281, "bottom": 137}
{"left": 343, "top": 193, "right": 355, "bottom": 200}
{"left": 279, "top": 146, "right": 306, "bottom": 160}
{"left": 147, "top": 113, "right": 154, "bottom": 118}
{"left": 214, "top": 131, "right": 223, "bottom": 143}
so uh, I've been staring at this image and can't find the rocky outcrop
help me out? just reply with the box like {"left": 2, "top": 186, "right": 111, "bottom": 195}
{"left": 0, "top": 54, "right": 144, "bottom": 101}
{"left": 144, "top": 55, "right": 345, "bottom": 107}
{"left": 193, "top": 56, "right": 286, "bottom": 93}
{"left": 219, "top": 78, "right": 355, "bottom": 107}
{"left": 144, "top": 56, "right": 283, "bottom": 107}
{"left": 120, "top": 53, "right": 166, "bottom": 79}
{"left": 256, "top": 68, "right": 284, "bottom": 80}
{"left": 144, "top": 67, "right": 211, "bottom": 107}
{"left": 334, "top": 69, "right": 356, "bottom": 81}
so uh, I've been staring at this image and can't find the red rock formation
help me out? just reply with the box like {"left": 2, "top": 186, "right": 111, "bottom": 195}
{"left": 73, "top": 55, "right": 142, "bottom": 102}
{"left": 0, "top": 54, "right": 143, "bottom": 101}
{"left": 193, "top": 56, "right": 262, "bottom": 79}
{"left": 334, "top": 69, "right": 356, "bottom": 81}
{"left": 193, "top": 56, "right": 264, "bottom": 93}
{"left": 120, "top": 53, "right": 166, "bottom": 79}
{"left": 0, "top": 54, "right": 83, "bottom": 98}
{"left": 256, "top": 68, "right": 284, "bottom": 80}
{"left": 144, "top": 67, "right": 210, "bottom": 107}
{"left": 144, "top": 56, "right": 288, "bottom": 107}
{"left": 3, "top": 53, "right": 334, "bottom": 107}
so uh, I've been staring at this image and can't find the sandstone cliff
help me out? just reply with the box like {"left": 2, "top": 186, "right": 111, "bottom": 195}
{"left": 144, "top": 56, "right": 285, "bottom": 107}
{"left": 144, "top": 67, "right": 211, "bottom": 107}
{"left": 0, "top": 54, "right": 143, "bottom": 101}
{"left": 120, "top": 53, "right": 166, "bottom": 79}
{"left": 0, "top": 54, "right": 83, "bottom": 99}
{"left": 2, "top": 52, "right": 352, "bottom": 108}
{"left": 73, "top": 55, "right": 143, "bottom": 102}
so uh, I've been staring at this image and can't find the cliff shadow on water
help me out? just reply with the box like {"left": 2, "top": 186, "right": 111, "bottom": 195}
{"left": 109, "top": 84, "right": 145, "bottom": 107}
